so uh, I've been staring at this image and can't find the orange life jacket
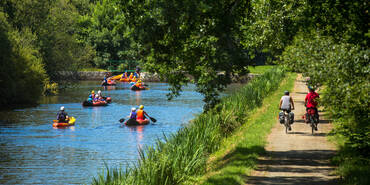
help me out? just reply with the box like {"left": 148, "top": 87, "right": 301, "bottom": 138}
{"left": 137, "top": 110, "right": 144, "bottom": 120}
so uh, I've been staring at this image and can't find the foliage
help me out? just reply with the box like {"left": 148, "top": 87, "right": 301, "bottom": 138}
{"left": 331, "top": 131, "right": 370, "bottom": 185}
{"left": 93, "top": 68, "right": 285, "bottom": 185}
{"left": 0, "top": 12, "right": 49, "bottom": 107}
{"left": 76, "top": 0, "right": 135, "bottom": 68}
{"left": 245, "top": 1, "right": 369, "bottom": 183}
{"left": 0, "top": 0, "right": 96, "bottom": 81}
{"left": 116, "top": 0, "right": 253, "bottom": 110}
{"left": 281, "top": 33, "right": 369, "bottom": 154}
{"left": 281, "top": 32, "right": 369, "bottom": 184}
{"left": 242, "top": 0, "right": 368, "bottom": 55}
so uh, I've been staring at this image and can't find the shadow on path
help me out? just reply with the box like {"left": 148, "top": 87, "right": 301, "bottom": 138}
{"left": 247, "top": 149, "right": 338, "bottom": 185}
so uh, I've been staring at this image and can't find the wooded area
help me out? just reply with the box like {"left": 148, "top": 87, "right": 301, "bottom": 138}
{"left": 0, "top": 2, "right": 368, "bottom": 182}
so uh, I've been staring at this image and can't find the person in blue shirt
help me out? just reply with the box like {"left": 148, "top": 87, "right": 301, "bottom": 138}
{"left": 57, "top": 106, "right": 69, "bottom": 123}
{"left": 129, "top": 107, "right": 137, "bottom": 120}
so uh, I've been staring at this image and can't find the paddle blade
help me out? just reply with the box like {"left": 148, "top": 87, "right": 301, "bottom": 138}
{"left": 149, "top": 117, "right": 157, "bottom": 123}
{"left": 119, "top": 118, "right": 125, "bottom": 123}
{"left": 69, "top": 117, "right": 76, "bottom": 124}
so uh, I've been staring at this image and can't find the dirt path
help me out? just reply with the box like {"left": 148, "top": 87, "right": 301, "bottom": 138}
{"left": 246, "top": 74, "right": 339, "bottom": 185}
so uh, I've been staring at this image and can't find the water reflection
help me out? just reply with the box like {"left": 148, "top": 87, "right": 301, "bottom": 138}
{"left": 128, "top": 125, "right": 145, "bottom": 149}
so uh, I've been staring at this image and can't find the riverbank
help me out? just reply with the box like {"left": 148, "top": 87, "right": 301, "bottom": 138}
{"left": 93, "top": 67, "right": 287, "bottom": 184}
{"left": 58, "top": 71, "right": 260, "bottom": 83}
{"left": 58, "top": 65, "right": 273, "bottom": 82}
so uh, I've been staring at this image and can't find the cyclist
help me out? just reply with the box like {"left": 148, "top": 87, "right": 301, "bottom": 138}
{"left": 279, "top": 91, "right": 295, "bottom": 130}
{"left": 304, "top": 86, "right": 319, "bottom": 129}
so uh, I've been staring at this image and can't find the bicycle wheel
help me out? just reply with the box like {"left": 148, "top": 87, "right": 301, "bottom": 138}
{"left": 310, "top": 116, "right": 315, "bottom": 135}
{"left": 285, "top": 116, "right": 289, "bottom": 134}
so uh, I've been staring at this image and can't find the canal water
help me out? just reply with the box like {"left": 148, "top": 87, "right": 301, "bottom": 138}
{"left": 0, "top": 82, "right": 204, "bottom": 184}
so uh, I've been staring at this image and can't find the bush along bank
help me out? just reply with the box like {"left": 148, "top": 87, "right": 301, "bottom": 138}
{"left": 93, "top": 68, "right": 286, "bottom": 185}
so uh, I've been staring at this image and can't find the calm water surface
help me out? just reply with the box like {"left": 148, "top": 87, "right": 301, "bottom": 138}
{"left": 0, "top": 82, "right": 204, "bottom": 184}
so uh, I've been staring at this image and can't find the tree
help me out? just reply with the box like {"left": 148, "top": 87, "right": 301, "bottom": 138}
{"left": 118, "top": 0, "right": 252, "bottom": 110}
{"left": 0, "top": 11, "right": 49, "bottom": 107}
{"left": 77, "top": 0, "right": 134, "bottom": 68}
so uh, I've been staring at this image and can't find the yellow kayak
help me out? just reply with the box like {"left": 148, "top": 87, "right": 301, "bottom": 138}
{"left": 110, "top": 74, "right": 123, "bottom": 80}
{"left": 53, "top": 117, "right": 76, "bottom": 127}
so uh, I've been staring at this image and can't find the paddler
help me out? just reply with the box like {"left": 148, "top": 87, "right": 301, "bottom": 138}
{"left": 57, "top": 106, "right": 69, "bottom": 123}
{"left": 89, "top": 90, "right": 95, "bottom": 99}
{"left": 128, "top": 73, "right": 134, "bottom": 81}
{"left": 135, "top": 80, "right": 143, "bottom": 88}
{"left": 129, "top": 107, "right": 137, "bottom": 120}
{"left": 137, "top": 105, "right": 150, "bottom": 121}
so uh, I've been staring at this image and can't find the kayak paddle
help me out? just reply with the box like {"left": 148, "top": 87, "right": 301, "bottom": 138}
{"left": 119, "top": 118, "right": 125, "bottom": 123}
{"left": 149, "top": 116, "right": 157, "bottom": 123}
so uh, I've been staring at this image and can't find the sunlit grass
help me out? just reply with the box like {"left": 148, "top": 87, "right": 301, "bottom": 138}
{"left": 93, "top": 67, "right": 288, "bottom": 185}
{"left": 79, "top": 68, "right": 108, "bottom": 72}
{"left": 248, "top": 65, "right": 275, "bottom": 74}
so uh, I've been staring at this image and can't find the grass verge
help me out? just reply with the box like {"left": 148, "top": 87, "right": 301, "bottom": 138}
{"left": 248, "top": 65, "right": 275, "bottom": 74}
{"left": 186, "top": 72, "right": 297, "bottom": 185}
{"left": 79, "top": 67, "right": 108, "bottom": 72}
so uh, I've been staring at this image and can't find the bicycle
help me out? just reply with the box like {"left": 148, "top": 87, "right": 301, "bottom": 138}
{"left": 306, "top": 107, "right": 319, "bottom": 135}
{"left": 280, "top": 109, "right": 293, "bottom": 133}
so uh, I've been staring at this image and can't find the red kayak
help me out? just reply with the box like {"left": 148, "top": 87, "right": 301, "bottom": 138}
{"left": 102, "top": 80, "right": 116, "bottom": 86}
{"left": 82, "top": 100, "right": 108, "bottom": 106}
{"left": 130, "top": 85, "right": 147, "bottom": 91}
{"left": 125, "top": 118, "right": 150, "bottom": 125}
{"left": 103, "top": 96, "right": 112, "bottom": 103}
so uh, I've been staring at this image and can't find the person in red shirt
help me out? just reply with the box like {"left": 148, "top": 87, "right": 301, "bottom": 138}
{"left": 304, "top": 86, "right": 319, "bottom": 123}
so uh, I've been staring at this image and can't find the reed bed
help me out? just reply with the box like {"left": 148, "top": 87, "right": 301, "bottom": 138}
{"left": 93, "top": 68, "right": 285, "bottom": 185}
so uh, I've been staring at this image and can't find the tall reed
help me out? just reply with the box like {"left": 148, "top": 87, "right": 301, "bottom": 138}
{"left": 93, "top": 67, "right": 285, "bottom": 185}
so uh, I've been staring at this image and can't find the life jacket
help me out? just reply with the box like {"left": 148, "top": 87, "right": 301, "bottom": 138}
{"left": 137, "top": 110, "right": 144, "bottom": 120}
{"left": 89, "top": 93, "right": 95, "bottom": 99}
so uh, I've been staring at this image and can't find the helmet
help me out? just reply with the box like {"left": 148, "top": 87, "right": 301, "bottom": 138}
{"left": 139, "top": 105, "right": 144, "bottom": 109}
{"left": 138, "top": 80, "right": 142, "bottom": 83}
{"left": 60, "top": 106, "right": 65, "bottom": 111}
{"left": 91, "top": 90, "right": 95, "bottom": 94}
{"left": 284, "top": 91, "right": 289, "bottom": 95}
{"left": 131, "top": 107, "right": 136, "bottom": 111}
{"left": 95, "top": 94, "right": 99, "bottom": 98}
{"left": 308, "top": 86, "right": 313, "bottom": 90}
{"left": 98, "top": 90, "right": 101, "bottom": 94}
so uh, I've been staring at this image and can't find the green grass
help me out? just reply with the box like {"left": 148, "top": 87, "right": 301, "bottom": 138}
{"left": 93, "top": 68, "right": 290, "bottom": 185}
{"left": 248, "top": 65, "right": 275, "bottom": 74}
{"left": 185, "top": 72, "right": 297, "bottom": 185}
{"left": 79, "top": 67, "right": 108, "bottom": 72}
